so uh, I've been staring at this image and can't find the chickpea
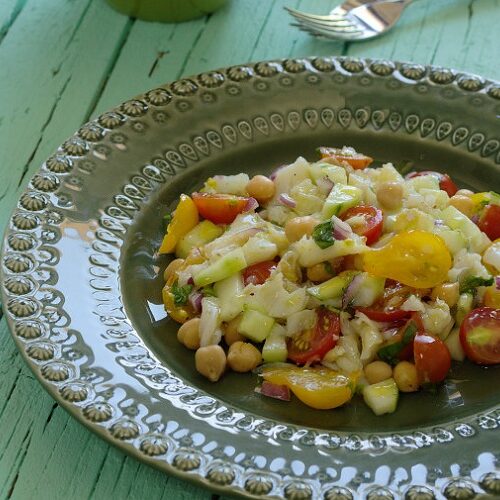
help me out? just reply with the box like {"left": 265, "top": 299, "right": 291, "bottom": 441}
{"left": 376, "top": 182, "right": 404, "bottom": 210}
{"left": 163, "top": 258, "right": 184, "bottom": 282}
{"left": 306, "top": 262, "right": 332, "bottom": 282}
{"left": 195, "top": 345, "right": 226, "bottom": 382}
{"left": 393, "top": 361, "right": 419, "bottom": 392}
{"left": 431, "top": 282, "right": 459, "bottom": 307}
{"left": 285, "top": 216, "right": 318, "bottom": 243}
{"left": 364, "top": 361, "right": 393, "bottom": 385}
{"left": 449, "top": 194, "right": 474, "bottom": 218}
{"left": 224, "top": 315, "right": 245, "bottom": 346}
{"left": 227, "top": 341, "right": 262, "bottom": 373}
{"left": 246, "top": 175, "right": 275, "bottom": 203}
{"left": 177, "top": 318, "right": 201, "bottom": 350}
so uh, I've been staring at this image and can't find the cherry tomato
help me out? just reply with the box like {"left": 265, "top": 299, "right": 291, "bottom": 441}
{"left": 288, "top": 308, "right": 340, "bottom": 365}
{"left": 363, "top": 230, "right": 452, "bottom": 289}
{"left": 357, "top": 281, "right": 428, "bottom": 322}
{"left": 377, "top": 313, "right": 424, "bottom": 363}
{"left": 341, "top": 205, "right": 383, "bottom": 245}
{"left": 460, "top": 307, "right": 500, "bottom": 365}
{"left": 159, "top": 194, "right": 199, "bottom": 254}
{"left": 319, "top": 147, "right": 373, "bottom": 170}
{"left": 406, "top": 171, "right": 458, "bottom": 197}
{"left": 262, "top": 365, "right": 357, "bottom": 410}
{"left": 413, "top": 333, "right": 451, "bottom": 383}
{"left": 242, "top": 260, "right": 277, "bottom": 286}
{"left": 358, "top": 307, "right": 412, "bottom": 323}
{"left": 478, "top": 204, "right": 500, "bottom": 241}
{"left": 191, "top": 193, "right": 255, "bottom": 224}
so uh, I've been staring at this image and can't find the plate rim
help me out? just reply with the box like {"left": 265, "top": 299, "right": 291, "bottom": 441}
{"left": 2, "top": 56, "right": 500, "bottom": 499}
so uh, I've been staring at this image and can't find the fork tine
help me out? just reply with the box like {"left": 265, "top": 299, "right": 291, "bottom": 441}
{"left": 292, "top": 17, "right": 361, "bottom": 32}
{"left": 284, "top": 6, "right": 346, "bottom": 22}
{"left": 291, "top": 16, "right": 363, "bottom": 34}
{"left": 288, "top": 12, "right": 355, "bottom": 29}
{"left": 292, "top": 23, "right": 365, "bottom": 40}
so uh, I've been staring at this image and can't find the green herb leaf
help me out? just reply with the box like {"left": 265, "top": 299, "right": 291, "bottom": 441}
{"left": 323, "top": 261, "right": 334, "bottom": 275}
{"left": 172, "top": 282, "right": 193, "bottom": 306}
{"left": 377, "top": 320, "right": 418, "bottom": 366}
{"left": 312, "top": 221, "right": 335, "bottom": 249}
{"left": 459, "top": 276, "right": 494, "bottom": 295}
{"left": 162, "top": 213, "right": 173, "bottom": 231}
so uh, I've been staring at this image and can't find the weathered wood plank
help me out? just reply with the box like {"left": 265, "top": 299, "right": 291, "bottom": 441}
{"left": 0, "top": 0, "right": 129, "bottom": 231}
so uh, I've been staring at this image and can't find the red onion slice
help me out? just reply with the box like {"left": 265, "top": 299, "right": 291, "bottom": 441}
{"left": 256, "top": 381, "right": 291, "bottom": 401}
{"left": 332, "top": 216, "right": 353, "bottom": 241}
{"left": 496, "top": 276, "right": 500, "bottom": 290}
{"left": 279, "top": 193, "right": 297, "bottom": 208}
{"left": 188, "top": 290, "right": 203, "bottom": 313}
{"left": 342, "top": 273, "right": 364, "bottom": 309}
{"left": 317, "top": 177, "right": 334, "bottom": 194}
{"left": 244, "top": 197, "right": 259, "bottom": 212}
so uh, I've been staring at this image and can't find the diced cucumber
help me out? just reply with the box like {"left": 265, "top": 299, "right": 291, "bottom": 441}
{"left": 295, "top": 236, "right": 367, "bottom": 268}
{"left": 322, "top": 184, "right": 363, "bottom": 219}
{"left": 351, "top": 274, "right": 385, "bottom": 307}
{"left": 310, "top": 163, "right": 348, "bottom": 186}
{"left": 214, "top": 273, "right": 245, "bottom": 322}
{"left": 262, "top": 324, "right": 288, "bottom": 363}
{"left": 363, "top": 378, "right": 399, "bottom": 416}
{"left": 242, "top": 236, "right": 278, "bottom": 266}
{"left": 441, "top": 206, "right": 490, "bottom": 253}
{"left": 307, "top": 271, "right": 357, "bottom": 301}
{"left": 420, "top": 188, "right": 449, "bottom": 209}
{"left": 407, "top": 174, "right": 440, "bottom": 192}
{"left": 434, "top": 228, "right": 467, "bottom": 255}
{"left": 456, "top": 292, "right": 473, "bottom": 324}
{"left": 445, "top": 327, "right": 465, "bottom": 361}
{"left": 239, "top": 309, "right": 275, "bottom": 343}
{"left": 175, "top": 220, "right": 223, "bottom": 258}
{"left": 193, "top": 248, "right": 247, "bottom": 287}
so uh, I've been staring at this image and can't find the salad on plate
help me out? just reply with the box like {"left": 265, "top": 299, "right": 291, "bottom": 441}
{"left": 158, "top": 146, "right": 500, "bottom": 415}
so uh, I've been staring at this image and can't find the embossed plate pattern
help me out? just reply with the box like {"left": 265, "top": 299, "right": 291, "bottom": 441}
{"left": 2, "top": 57, "right": 500, "bottom": 499}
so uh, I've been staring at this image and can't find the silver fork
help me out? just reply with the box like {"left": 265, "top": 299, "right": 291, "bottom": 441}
{"left": 286, "top": 0, "right": 414, "bottom": 41}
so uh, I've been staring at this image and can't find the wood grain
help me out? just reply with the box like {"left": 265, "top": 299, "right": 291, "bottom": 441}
{"left": 0, "top": 0, "right": 499, "bottom": 498}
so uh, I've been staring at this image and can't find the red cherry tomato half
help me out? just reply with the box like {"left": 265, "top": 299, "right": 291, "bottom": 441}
{"left": 288, "top": 308, "right": 340, "bottom": 365}
{"left": 357, "top": 307, "right": 412, "bottom": 323}
{"left": 414, "top": 333, "right": 451, "bottom": 384}
{"left": 242, "top": 260, "right": 277, "bottom": 286}
{"left": 460, "top": 307, "right": 500, "bottom": 365}
{"left": 191, "top": 193, "right": 255, "bottom": 224}
{"left": 478, "top": 204, "right": 500, "bottom": 241}
{"left": 319, "top": 147, "right": 373, "bottom": 170}
{"left": 341, "top": 205, "right": 383, "bottom": 245}
{"left": 406, "top": 171, "right": 458, "bottom": 197}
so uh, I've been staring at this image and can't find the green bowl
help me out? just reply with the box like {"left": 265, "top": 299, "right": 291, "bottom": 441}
{"left": 105, "top": 0, "right": 229, "bottom": 22}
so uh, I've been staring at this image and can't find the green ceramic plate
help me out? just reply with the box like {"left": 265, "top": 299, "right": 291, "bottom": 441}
{"left": 2, "top": 57, "right": 500, "bottom": 499}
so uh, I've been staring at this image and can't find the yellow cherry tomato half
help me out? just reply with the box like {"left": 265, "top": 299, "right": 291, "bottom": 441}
{"left": 483, "top": 279, "right": 500, "bottom": 309}
{"left": 363, "top": 230, "right": 452, "bottom": 289}
{"left": 262, "top": 365, "right": 357, "bottom": 410}
{"left": 162, "top": 249, "right": 205, "bottom": 324}
{"left": 159, "top": 194, "right": 199, "bottom": 254}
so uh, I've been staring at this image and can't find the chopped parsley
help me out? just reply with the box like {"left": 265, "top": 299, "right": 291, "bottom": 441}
{"left": 377, "top": 321, "right": 418, "bottom": 366}
{"left": 171, "top": 282, "right": 193, "bottom": 306}
{"left": 459, "top": 276, "right": 494, "bottom": 296}
{"left": 162, "top": 213, "right": 173, "bottom": 231}
{"left": 312, "top": 220, "right": 335, "bottom": 249}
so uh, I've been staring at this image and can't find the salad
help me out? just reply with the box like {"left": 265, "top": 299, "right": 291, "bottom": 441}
{"left": 159, "top": 146, "right": 500, "bottom": 415}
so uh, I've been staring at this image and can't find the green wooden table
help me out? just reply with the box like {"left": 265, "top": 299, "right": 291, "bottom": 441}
{"left": 1, "top": 0, "right": 499, "bottom": 498}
